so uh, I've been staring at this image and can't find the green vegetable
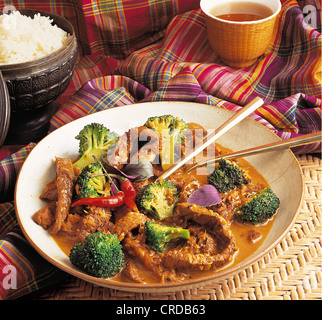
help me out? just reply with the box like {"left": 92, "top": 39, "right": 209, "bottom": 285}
{"left": 145, "top": 221, "right": 190, "bottom": 252}
{"left": 235, "top": 187, "right": 280, "bottom": 224}
{"left": 73, "top": 123, "right": 119, "bottom": 174}
{"left": 137, "top": 179, "right": 179, "bottom": 220}
{"left": 75, "top": 162, "right": 109, "bottom": 199}
{"left": 144, "top": 115, "right": 189, "bottom": 170}
{"left": 207, "top": 158, "right": 251, "bottom": 193}
{"left": 69, "top": 232, "right": 125, "bottom": 278}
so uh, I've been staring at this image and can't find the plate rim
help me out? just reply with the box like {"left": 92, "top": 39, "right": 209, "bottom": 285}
{"left": 14, "top": 101, "right": 305, "bottom": 292}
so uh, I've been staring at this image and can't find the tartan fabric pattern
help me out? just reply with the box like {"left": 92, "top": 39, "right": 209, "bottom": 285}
{"left": 0, "top": 226, "right": 66, "bottom": 300}
{"left": 0, "top": 202, "right": 17, "bottom": 239}
{"left": 49, "top": 0, "right": 321, "bottom": 143}
{"left": 0, "top": 143, "right": 36, "bottom": 203}
{"left": 0, "top": 0, "right": 321, "bottom": 299}
{"left": 0, "top": 144, "right": 66, "bottom": 300}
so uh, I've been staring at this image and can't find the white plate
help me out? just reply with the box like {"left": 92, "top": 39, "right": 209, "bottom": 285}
{"left": 15, "top": 101, "right": 304, "bottom": 292}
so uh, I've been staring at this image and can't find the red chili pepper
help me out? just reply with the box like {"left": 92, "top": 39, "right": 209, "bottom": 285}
{"left": 71, "top": 192, "right": 125, "bottom": 208}
{"left": 124, "top": 196, "right": 138, "bottom": 212}
{"left": 120, "top": 179, "right": 138, "bottom": 211}
{"left": 92, "top": 162, "right": 138, "bottom": 212}
{"left": 120, "top": 179, "right": 136, "bottom": 197}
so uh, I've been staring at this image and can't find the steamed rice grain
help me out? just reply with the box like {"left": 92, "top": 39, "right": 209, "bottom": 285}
{"left": 0, "top": 11, "right": 70, "bottom": 65}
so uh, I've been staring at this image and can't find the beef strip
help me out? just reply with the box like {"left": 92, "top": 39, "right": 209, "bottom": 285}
{"left": 185, "top": 226, "right": 217, "bottom": 255}
{"left": 163, "top": 251, "right": 214, "bottom": 272}
{"left": 33, "top": 202, "right": 56, "bottom": 230}
{"left": 181, "top": 122, "right": 208, "bottom": 158}
{"left": 111, "top": 210, "right": 147, "bottom": 241}
{"left": 123, "top": 234, "right": 180, "bottom": 283}
{"left": 208, "top": 201, "right": 234, "bottom": 223}
{"left": 162, "top": 202, "right": 237, "bottom": 272}
{"left": 60, "top": 212, "right": 82, "bottom": 235}
{"left": 50, "top": 157, "right": 76, "bottom": 235}
{"left": 107, "top": 126, "right": 160, "bottom": 169}
{"left": 73, "top": 213, "right": 110, "bottom": 242}
{"left": 175, "top": 203, "right": 234, "bottom": 244}
{"left": 162, "top": 227, "right": 217, "bottom": 272}
{"left": 61, "top": 206, "right": 113, "bottom": 242}
{"left": 121, "top": 260, "right": 146, "bottom": 284}
{"left": 123, "top": 235, "right": 162, "bottom": 276}
{"left": 129, "top": 126, "right": 160, "bottom": 164}
{"left": 178, "top": 176, "right": 200, "bottom": 202}
{"left": 106, "top": 130, "right": 129, "bottom": 169}
{"left": 132, "top": 179, "right": 151, "bottom": 194}
{"left": 40, "top": 179, "right": 58, "bottom": 201}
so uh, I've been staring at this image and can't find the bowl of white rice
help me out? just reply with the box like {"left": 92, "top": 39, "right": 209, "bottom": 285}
{"left": 0, "top": 9, "right": 77, "bottom": 113}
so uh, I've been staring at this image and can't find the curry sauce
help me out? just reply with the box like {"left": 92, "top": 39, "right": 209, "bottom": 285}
{"left": 52, "top": 143, "right": 275, "bottom": 283}
{"left": 33, "top": 119, "right": 278, "bottom": 284}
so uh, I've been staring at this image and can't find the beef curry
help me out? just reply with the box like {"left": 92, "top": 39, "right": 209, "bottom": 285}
{"left": 33, "top": 119, "right": 276, "bottom": 284}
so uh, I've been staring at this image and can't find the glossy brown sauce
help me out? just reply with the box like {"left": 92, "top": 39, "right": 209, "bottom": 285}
{"left": 53, "top": 142, "right": 275, "bottom": 283}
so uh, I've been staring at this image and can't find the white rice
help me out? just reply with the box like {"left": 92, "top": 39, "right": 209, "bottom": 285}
{"left": 0, "top": 11, "right": 70, "bottom": 65}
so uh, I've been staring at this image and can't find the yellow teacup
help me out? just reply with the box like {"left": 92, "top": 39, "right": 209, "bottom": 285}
{"left": 200, "top": 0, "right": 281, "bottom": 68}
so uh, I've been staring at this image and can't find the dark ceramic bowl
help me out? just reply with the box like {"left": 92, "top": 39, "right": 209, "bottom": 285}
{"left": 0, "top": 71, "right": 10, "bottom": 147}
{"left": 0, "top": 9, "right": 77, "bottom": 113}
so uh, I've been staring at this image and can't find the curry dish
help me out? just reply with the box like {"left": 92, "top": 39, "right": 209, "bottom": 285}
{"left": 33, "top": 117, "right": 278, "bottom": 284}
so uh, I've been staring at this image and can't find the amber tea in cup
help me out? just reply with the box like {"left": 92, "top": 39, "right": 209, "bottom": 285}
{"left": 210, "top": 2, "right": 274, "bottom": 22}
{"left": 200, "top": 0, "right": 281, "bottom": 68}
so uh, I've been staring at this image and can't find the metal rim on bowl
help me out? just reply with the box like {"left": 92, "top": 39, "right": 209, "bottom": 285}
{"left": 0, "top": 71, "right": 10, "bottom": 147}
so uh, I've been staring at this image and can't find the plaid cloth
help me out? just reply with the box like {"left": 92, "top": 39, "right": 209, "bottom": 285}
{"left": 0, "top": 0, "right": 321, "bottom": 299}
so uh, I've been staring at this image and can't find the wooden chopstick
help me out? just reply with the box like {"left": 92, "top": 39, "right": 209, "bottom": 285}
{"left": 185, "top": 131, "right": 322, "bottom": 173}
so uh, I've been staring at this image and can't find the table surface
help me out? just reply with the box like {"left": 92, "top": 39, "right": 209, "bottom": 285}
{"left": 27, "top": 154, "right": 321, "bottom": 300}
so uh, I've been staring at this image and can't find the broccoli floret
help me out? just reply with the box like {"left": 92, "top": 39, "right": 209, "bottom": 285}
{"left": 144, "top": 115, "right": 189, "bottom": 170}
{"left": 235, "top": 187, "right": 280, "bottom": 224}
{"left": 75, "top": 162, "right": 109, "bottom": 199}
{"left": 207, "top": 158, "right": 251, "bottom": 193}
{"left": 73, "top": 123, "right": 119, "bottom": 174}
{"left": 144, "top": 115, "right": 188, "bottom": 142}
{"left": 137, "top": 179, "right": 179, "bottom": 220}
{"left": 145, "top": 221, "right": 190, "bottom": 252}
{"left": 69, "top": 232, "right": 124, "bottom": 278}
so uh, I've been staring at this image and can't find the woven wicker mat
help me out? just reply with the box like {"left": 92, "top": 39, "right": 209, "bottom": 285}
{"left": 36, "top": 154, "right": 321, "bottom": 300}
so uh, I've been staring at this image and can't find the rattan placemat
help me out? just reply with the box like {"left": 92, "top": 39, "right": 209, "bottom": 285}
{"left": 36, "top": 154, "right": 321, "bottom": 300}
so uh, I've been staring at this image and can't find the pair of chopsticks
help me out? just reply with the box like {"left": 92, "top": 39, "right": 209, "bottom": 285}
{"left": 185, "top": 130, "right": 322, "bottom": 172}
{"left": 158, "top": 97, "right": 321, "bottom": 180}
